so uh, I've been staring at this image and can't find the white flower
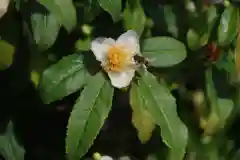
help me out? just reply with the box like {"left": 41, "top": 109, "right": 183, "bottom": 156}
{"left": 119, "top": 156, "right": 131, "bottom": 160}
{"left": 91, "top": 30, "right": 140, "bottom": 88}
{"left": 101, "top": 155, "right": 114, "bottom": 160}
{"left": 93, "top": 152, "right": 114, "bottom": 160}
{"left": 0, "top": 0, "right": 10, "bottom": 18}
{"left": 0, "top": 0, "right": 9, "bottom": 19}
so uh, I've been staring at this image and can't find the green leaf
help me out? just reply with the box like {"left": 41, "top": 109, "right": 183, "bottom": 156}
{"left": 235, "top": 31, "right": 240, "bottom": 81}
{"left": 203, "top": 68, "right": 220, "bottom": 135}
{"left": 31, "top": 13, "right": 61, "bottom": 52}
{"left": 203, "top": 68, "right": 233, "bottom": 135}
{"left": 217, "top": 98, "right": 233, "bottom": 128}
{"left": 215, "top": 51, "right": 235, "bottom": 73}
{"left": 142, "top": 37, "right": 187, "bottom": 67}
{"left": 232, "top": 150, "right": 240, "bottom": 160}
{"left": 98, "top": 0, "right": 122, "bottom": 22}
{"left": 0, "top": 122, "right": 25, "bottom": 160}
{"left": 123, "top": 0, "right": 146, "bottom": 36}
{"left": 187, "top": 130, "right": 208, "bottom": 160}
{"left": 75, "top": 0, "right": 102, "bottom": 23}
{"left": 75, "top": 38, "right": 91, "bottom": 51}
{"left": 186, "top": 28, "right": 210, "bottom": 51}
{"left": 188, "top": 129, "right": 220, "bottom": 160}
{"left": 207, "top": 5, "right": 218, "bottom": 32}
{"left": 39, "top": 54, "right": 91, "bottom": 104}
{"left": 205, "top": 68, "right": 218, "bottom": 113}
{"left": 136, "top": 71, "right": 188, "bottom": 160}
{"left": 130, "top": 83, "right": 156, "bottom": 144}
{"left": 163, "top": 5, "right": 178, "bottom": 37}
{"left": 66, "top": 72, "right": 114, "bottom": 159}
{"left": 39, "top": 0, "right": 77, "bottom": 32}
{"left": 187, "top": 6, "right": 218, "bottom": 51}
{"left": 187, "top": 28, "right": 201, "bottom": 50}
{"left": 218, "top": 6, "right": 238, "bottom": 46}
{"left": 0, "top": 3, "right": 19, "bottom": 69}
{"left": 0, "top": 40, "right": 15, "bottom": 70}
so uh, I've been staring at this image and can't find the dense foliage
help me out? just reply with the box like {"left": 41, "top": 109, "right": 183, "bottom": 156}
{"left": 0, "top": 0, "right": 240, "bottom": 160}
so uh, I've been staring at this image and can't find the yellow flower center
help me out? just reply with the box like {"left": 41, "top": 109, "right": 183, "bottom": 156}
{"left": 104, "top": 45, "right": 131, "bottom": 72}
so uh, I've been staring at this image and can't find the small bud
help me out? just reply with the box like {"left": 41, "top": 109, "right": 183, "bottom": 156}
{"left": 201, "top": 135, "right": 212, "bottom": 144}
{"left": 224, "top": 0, "right": 230, "bottom": 7}
{"left": 200, "top": 118, "right": 207, "bottom": 129}
{"left": 193, "top": 91, "right": 205, "bottom": 107}
{"left": 186, "top": 1, "right": 196, "bottom": 13}
{"left": 93, "top": 152, "right": 102, "bottom": 160}
{"left": 82, "top": 24, "right": 93, "bottom": 36}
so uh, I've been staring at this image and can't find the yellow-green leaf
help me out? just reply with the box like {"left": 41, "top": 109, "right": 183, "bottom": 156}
{"left": 217, "top": 98, "right": 233, "bottom": 128}
{"left": 0, "top": 40, "right": 14, "bottom": 70}
{"left": 31, "top": 71, "right": 40, "bottom": 88}
{"left": 130, "top": 83, "right": 156, "bottom": 144}
{"left": 75, "top": 37, "right": 91, "bottom": 51}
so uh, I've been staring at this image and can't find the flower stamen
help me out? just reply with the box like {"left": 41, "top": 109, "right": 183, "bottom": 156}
{"left": 104, "top": 45, "right": 131, "bottom": 72}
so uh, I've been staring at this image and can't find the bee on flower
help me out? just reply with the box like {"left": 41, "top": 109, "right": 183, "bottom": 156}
{"left": 91, "top": 30, "right": 146, "bottom": 89}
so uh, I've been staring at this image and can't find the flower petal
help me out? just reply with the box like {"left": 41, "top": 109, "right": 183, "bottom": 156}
{"left": 0, "top": 0, "right": 9, "bottom": 18}
{"left": 91, "top": 38, "right": 115, "bottom": 62}
{"left": 108, "top": 69, "right": 135, "bottom": 88}
{"left": 101, "top": 156, "right": 113, "bottom": 160}
{"left": 117, "top": 30, "right": 140, "bottom": 54}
